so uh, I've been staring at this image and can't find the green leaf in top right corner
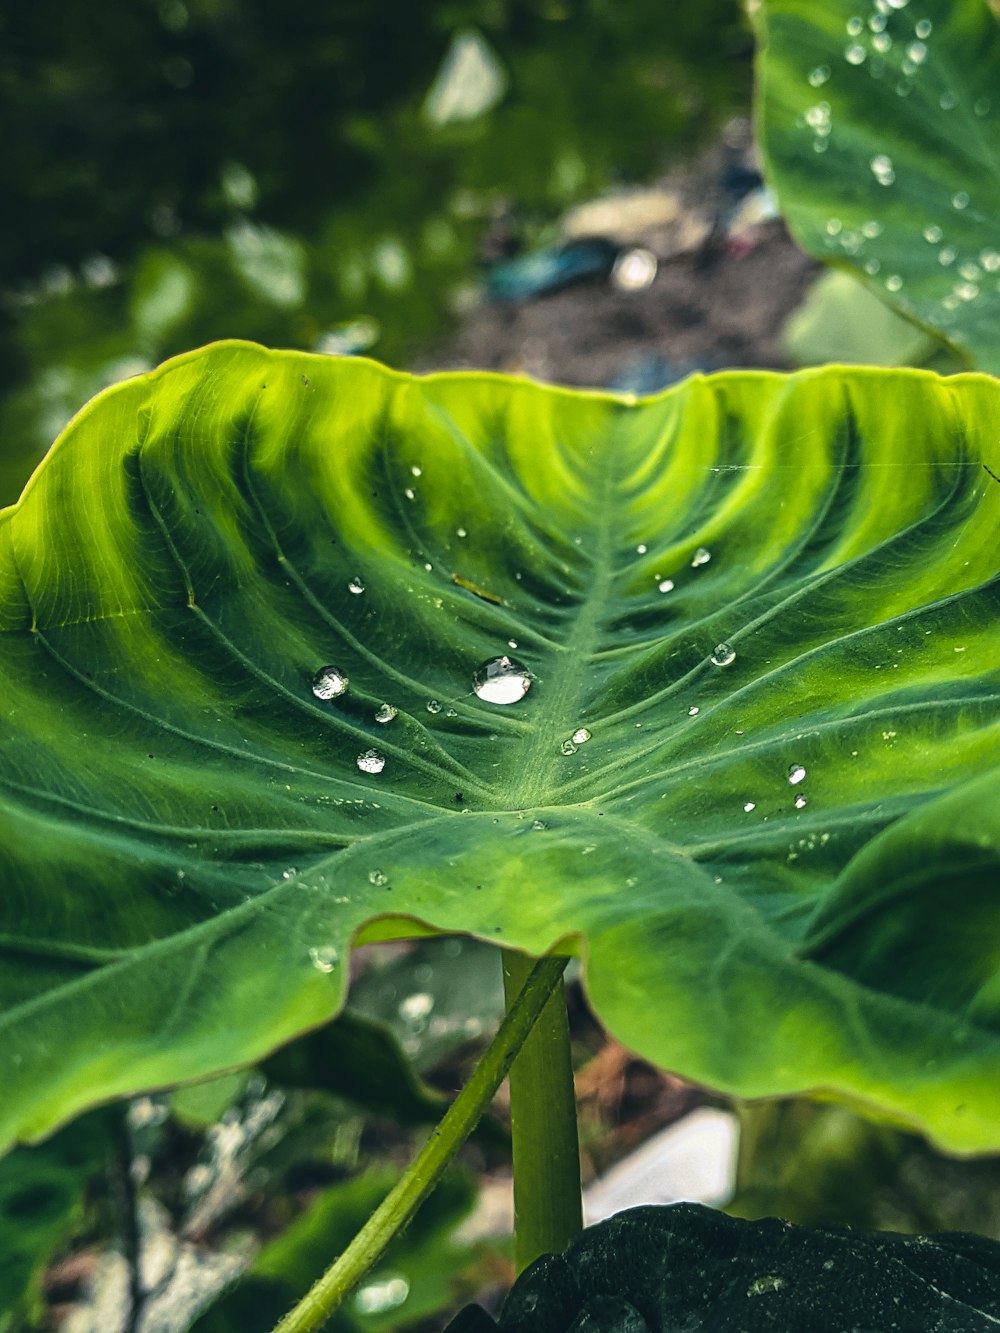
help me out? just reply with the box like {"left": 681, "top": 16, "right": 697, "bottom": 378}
{"left": 756, "top": 0, "right": 1000, "bottom": 373}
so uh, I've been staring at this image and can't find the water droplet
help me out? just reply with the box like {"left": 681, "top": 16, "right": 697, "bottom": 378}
{"left": 348, "top": 576, "right": 365, "bottom": 595}
{"left": 743, "top": 801, "right": 756, "bottom": 813}
{"left": 312, "top": 665, "right": 349, "bottom": 700}
{"left": 456, "top": 527, "right": 467, "bottom": 538}
{"left": 423, "top": 561, "right": 433, "bottom": 572}
{"left": 806, "top": 102, "right": 832, "bottom": 131}
{"left": 885, "top": 274, "right": 903, "bottom": 292}
{"left": 687, "top": 706, "right": 700, "bottom": 716}
{"left": 845, "top": 44, "right": 867, "bottom": 65}
{"left": 399, "top": 992, "right": 433, "bottom": 1022}
{"left": 612, "top": 248, "right": 658, "bottom": 291}
{"left": 747, "top": 1276, "right": 786, "bottom": 1298}
{"left": 808, "top": 65, "right": 831, "bottom": 86}
{"left": 939, "top": 246, "right": 957, "bottom": 266}
{"left": 354, "top": 1275, "right": 410, "bottom": 1316}
{"left": 974, "top": 96, "right": 991, "bottom": 116}
{"left": 956, "top": 282, "right": 979, "bottom": 301}
{"left": 869, "top": 153, "right": 895, "bottom": 186}
{"left": 940, "top": 91, "right": 957, "bottom": 110}
{"left": 691, "top": 547, "right": 711, "bottom": 568}
{"left": 410, "top": 465, "right": 422, "bottom": 477}
{"left": 959, "top": 262, "right": 981, "bottom": 280}
{"left": 473, "top": 655, "right": 532, "bottom": 705}
{"left": 572, "top": 727, "right": 592, "bottom": 744}
{"left": 914, "top": 18, "right": 932, "bottom": 37}
{"left": 813, "top": 138, "right": 830, "bottom": 153}
{"left": 426, "top": 699, "right": 442, "bottom": 714}
{"left": 508, "top": 638, "right": 518, "bottom": 649}
{"left": 531, "top": 819, "right": 547, "bottom": 831}
{"left": 309, "top": 945, "right": 339, "bottom": 973}
{"left": 794, "top": 794, "right": 808, "bottom": 809}
{"left": 861, "top": 220, "right": 882, "bottom": 238}
{"left": 885, "top": 0, "right": 909, "bottom": 9}
{"left": 846, "top": 15, "right": 864, "bottom": 35}
{"left": 658, "top": 578, "right": 675, "bottom": 593}
{"left": 368, "top": 868, "right": 389, "bottom": 886}
{"left": 445, "top": 707, "right": 458, "bottom": 717}
{"left": 560, "top": 739, "right": 578, "bottom": 756}
{"left": 923, "top": 224, "right": 943, "bottom": 243}
{"left": 906, "top": 39, "right": 926, "bottom": 63}
{"left": 952, "top": 191, "right": 969, "bottom": 210}
{"left": 872, "top": 31, "right": 892, "bottom": 53}
{"left": 404, "top": 487, "right": 415, "bottom": 500}
{"left": 357, "top": 749, "right": 386, "bottom": 774}
{"left": 636, "top": 543, "right": 648, "bottom": 554}
{"left": 825, "top": 217, "right": 843, "bottom": 236}
{"left": 864, "top": 258, "right": 881, "bottom": 275}
{"left": 375, "top": 703, "right": 397, "bottom": 724}
{"left": 788, "top": 764, "right": 807, "bottom": 785}
{"left": 710, "top": 642, "right": 736, "bottom": 667}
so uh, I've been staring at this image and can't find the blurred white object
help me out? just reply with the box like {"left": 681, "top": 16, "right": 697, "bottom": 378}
{"left": 423, "top": 30, "right": 508, "bottom": 126}
{"left": 584, "top": 1107, "right": 739, "bottom": 1224}
{"left": 611, "top": 247, "right": 658, "bottom": 292}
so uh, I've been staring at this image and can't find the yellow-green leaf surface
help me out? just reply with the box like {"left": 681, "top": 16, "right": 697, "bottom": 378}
{"left": 2, "top": 342, "right": 999, "bottom": 1154}
{"left": 757, "top": 0, "right": 1000, "bottom": 371}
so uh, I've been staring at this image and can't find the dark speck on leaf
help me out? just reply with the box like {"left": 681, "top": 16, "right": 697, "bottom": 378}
{"left": 455, "top": 792, "right": 464, "bottom": 802}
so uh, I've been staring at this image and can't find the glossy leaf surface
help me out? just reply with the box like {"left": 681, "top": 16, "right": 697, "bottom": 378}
{"left": 757, "top": 0, "right": 1000, "bottom": 371}
{"left": 2, "top": 343, "right": 999, "bottom": 1153}
{"left": 445, "top": 1202, "right": 1000, "bottom": 1331}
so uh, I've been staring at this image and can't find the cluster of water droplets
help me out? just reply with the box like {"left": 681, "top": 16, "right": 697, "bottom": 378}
{"left": 803, "top": 2, "right": 996, "bottom": 321}
{"left": 742, "top": 763, "right": 809, "bottom": 818}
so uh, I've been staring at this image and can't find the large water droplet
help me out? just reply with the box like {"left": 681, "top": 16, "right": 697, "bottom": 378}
{"left": 788, "top": 763, "right": 807, "bottom": 785}
{"left": 473, "top": 655, "right": 532, "bottom": 705}
{"left": 710, "top": 642, "right": 736, "bottom": 667}
{"left": 658, "top": 578, "right": 675, "bottom": 593}
{"left": 312, "top": 665, "right": 349, "bottom": 700}
{"left": 691, "top": 547, "right": 712, "bottom": 568}
{"left": 348, "top": 576, "right": 365, "bottom": 595}
{"left": 357, "top": 749, "right": 386, "bottom": 774}
{"left": 572, "top": 727, "right": 592, "bottom": 744}
{"left": 309, "top": 945, "right": 339, "bottom": 973}
{"left": 375, "top": 703, "right": 397, "bottom": 724}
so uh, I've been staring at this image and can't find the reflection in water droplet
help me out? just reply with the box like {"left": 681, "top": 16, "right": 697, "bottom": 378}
{"left": 808, "top": 65, "right": 831, "bottom": 86}
{"left": 357, "top": 749, "right": 386, "bottom": 774}
{"left": 348, "top": 576, "right": 365, "bottom": 595}
{"left": 743, "top": 801, "right": 756, "bottom": 813}
{"left": 794, "top": 794, "right": 808, "bottom": 809}
{"left": 952, "top": 191, "right": 970, "bottom": 210}
{"left": 906, "top": 40, "right": 926, "bottom": 63}
{"left": 508, "top": 638, "right": 518, "bottom": 649}
{"left": 825, "top": 217, "right": 843, "bottom": 236}
{"left": 426, "top": 699, "right": 442, "bottom": 714}
{"left": 845, "top": 43, "right": 867, "bottom": 64}
{"left": 915, "top": 18, "right": 932, "bottom": 37}
{"left": 410, "top": 465, "right": 422, "bottom": 477}
{"left": 531, "top": 819, "right": 547, "bottom": 831}
{"left": 788, "top": 764, "right": 807, "bottom": 785}
{"left": 572, "top": 727, "right": 592, "bottom": 744}
{"left": 885, "top": 274, "right": 903, "bottom": 292}
{"left": 354, "top": 1276, "right": 410, "bottom": 1316}
{"left": 309, "top": 945, "right": 339, "bottom": 973}
{"left": 456, "top": 527, "right": 467, "bottom": 538}
{"left": 658, "top": 578, "right": 675, "bottom": 593}
{"left": 423, "top": 562, "right": 433, "bottom": 572}
{"left": 923, "top": 224, "right": 943, "bottom": 243}
{"left": 710, "top": 642, "right": 736, "bottom": 667}
{"left": 636, "top": 543, "right": 648, "bottom": 554}
{"left": 399, "top": 992, "right": 433, "bottom": 1022}
{"left": 368, "top": 869, "right": 389, "bottom": 886}
{"left": 473, "top": 655, "right": 532, "bottom": 705}
{"left": 688, "top": 706, "right": 700, "bottom": 716}
{"left": 872, "top": 31, "right": 891, "bottom": 52}
{"left": 375, "top": 703, "right": 397, "bottom": 724}
{"left": 691, "top": 547, "right": 711, "bottom": 568}
{"left": 560, "top": 739, "right": 578, "bottom": 756}
{"left": 312, "top": 666, "right": 349, "bottom": 700}
{"left": 404, "top": 487, "right": 415, "bottom": 500}
{"left": 846, "top": 16, "right": 864, "bottom": 35}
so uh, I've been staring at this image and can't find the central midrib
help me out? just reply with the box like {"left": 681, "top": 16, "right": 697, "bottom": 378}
{"left": 503, "top": 432, "right": 625, "bottom": 810}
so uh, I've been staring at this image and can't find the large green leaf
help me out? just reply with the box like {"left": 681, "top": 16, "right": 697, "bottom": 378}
{"left": 444, "top": 1202, "right": 1000, "bottom": 1331}
{"left": 757, "top": 0, "right": 1000, "bottom": 371}
{"left": 1, "top": 342, "right": 999, "bottom": 1154}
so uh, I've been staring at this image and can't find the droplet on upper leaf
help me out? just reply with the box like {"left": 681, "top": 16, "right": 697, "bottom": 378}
{"left": 691, "top": 547, "right": 712, "bottom": 568}
{"left": 348, "top": 576, "right": 365, "bottom": 595}
{"left": 473, "top": 655, "right": 532, "bottom": 705}
{"left": 312, "top": 665, "right": 349, "bottom": 700}
{"left": 375, "top": 703, "right": 397, "bottom": 724}
{"left": 572, "top": 727, "right": 592, "bottom": 744}
{"left": 309, "top": 945, "right": 339, "bottom": 973}
{"left": 788, "top": 764, "right": 807, "bottom": 785}
{"left": 710, "top": 642, "right": 736, "bottom": 667}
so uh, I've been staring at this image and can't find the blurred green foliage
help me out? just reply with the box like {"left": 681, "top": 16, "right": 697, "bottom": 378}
{"left": 0, "top": 0, "right": 749, "bottom": 503}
